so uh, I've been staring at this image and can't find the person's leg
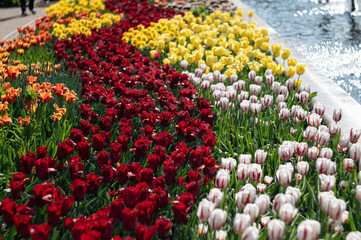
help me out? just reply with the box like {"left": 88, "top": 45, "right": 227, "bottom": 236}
{"left": 20, "top": 0, "right": 26, "bottom": 15}
{"left": 29, "top": 0, "right": 36, "bottom": 14}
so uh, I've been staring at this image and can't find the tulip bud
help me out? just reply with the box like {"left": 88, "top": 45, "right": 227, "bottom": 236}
{"left": 243, "top": 204, "right": 259, "bottom": 222}
{"left": 241, "top": 226, "right": 259, "bottom": 240}
{"left": 320, "top": 148, "right": 332, "bottom": 159}
{"left": 255, "top": 194, "right": 270, "bottom": 215}
{"left": 264, "top": 176, "right": 273, "bottom": 185}
{"left": 276, "top": 169, "right": 292, "bottom": 187}
{"left": 257, "top": 183, "right": 266, "bottom": 193}
{"left": 249, "top": 70, "right": 256, "bottom": 82}
{"left": 273, "top": 193, "right": 295, "bottom": 212}
{"left": 228, "top": 88, "right": 237, "bottom": 100}
{"left": 340, "top": 180, "right": 347, "bottom": 190}
{"left": 221, "top": 157, "right": 237, "bottom": 172}
{"left": 263, "top": 95, "right": 273, "bottom": 108}
{"left": 316, "top": 158, "right": 331, "bottom": 174}
{"left": 338, "top": 135, "right": 350, "bottom": 149}
{"left": 219, "top": 97, "right": 229, "bottom": 110}
{"left": 350, "top": 144, "right": 361, "bottom": 161}
{"left": 193, "top": 77, "right": 201, "bottom": 86}
{"left": 328, "top": 123, "right": 339, "bottom": 136}
{"left": 240, "top": 100, "right": 250, "bottom": 113}
{"left": 255, "top": 76, "right": 263, "bottom": 85}
{"left": 302, "top": 84, "right": 311, "bottom": 94}
{"left": 318, "top": 191, "right": 335, "bottom": 214}
{"left": 235, "top": 189, "right": 256, "bottom": 209}
{"left": 343, "top": 158, "right": 354, "bottom": 172}
{"left": 220, "top": 74, "right": 227, "bottom": 83}
{"left": 261, "top": 216, "right": 270, "bottom": 227}
{"left": 233, "top": 213, "right": 251, "bottom": 235}
{"left": 249, "top": 96, "right": 258, "bottom": 104}
{"left": 294, "top": 142, "right": 308, "bottom": 156}
{"left": 207, "top": 188, "right": 224, "bottom": 207}
{"left": 350, "top": 128, "right": 361, "bottom": 143}
{"left": 297, "top": 220, "right": 321, "bottom": 240}
{"left": 215, "top": 169, "right": 230, "bottom": 189}
{"left": 237, "top": 163, "right": 249, "bottom": 181}
{"left": 216, "top": 230, "right": 227, "bottom": 240}
{"left": 307, "top": 146, "right": 319, "bottom": 160}
{"left": 286, "top": 186, "right": 302, "bottom": 203}
{"left": 268, "top": 219, "right": 285, "bottom": 240}
{"left": 333, "top": 108, "right": 342, "bottom": 122}
{"left": 299, "top": 91, "right": 309, "bottom": 104}
{"left": 279, "top": 203, "right": 298, "bottom": 224}
{"left": 329, "top": 198, "right": 346, "bottom": 220}
{"left": 238, "top": 91, "right": 249, "bottom": 103}
{"left": 197, "top": 199, "right": 215, "bottom": 221}
{"left": 307, "top": 113, "right": 321, "bottom": 128}
{"left": 201, "top": 80, "right": 210, "bottom": 90}
{"left": 255, "top": 150, "right": 267, "bottom": 164}
{"left": 208, "top": 209, "right": 227, "bottom": 230}
{"left": 239, "top": 154, "right": 252, "bottom": 164}
{"left": 272, "top": 82, "right": 280, "bottom": 93}
{"left": 195, "top": 68, "right": 203, "bottom": 78}
{"left": 319, "top": 174, "right": 336, "bottom": 191}
{"left": 233, "top": 80, "right": 245, "bottom": 91}
{"left": 199, "top": 64, "right": 207, "bottom": 73}
{"left": 297, "top": 108, "right": 307, "bottom": 121}
{"left": 279, "top": 86, "right": 289, "bottom": 100}
{"left": 286, "top": 78, "right": 295, "bottom": 90}
{"left": 304, "top": 126, "right": 318, "bottom": 141}
{"left": 248, "top": 164, "right": 262, "bottom": 182}
{"left": 356, "top": 185, "right": 361, "bottom": 202}
{"left": 230, "top": 74, "right": 238, "bottom": 84}
{"left": 313, "top": 102, "right": 325, "bottom": 117}
{"left": 318, "top": 131, "right": 330, "bottom": 147}
{"left": 297, "top": 161, "right": 309, "bottom": 176}
{"left": 278, "top": 144, "right": 293, "bottom": 161}
{"left": 266, "top": 74, "right": 274, "bottom": 86}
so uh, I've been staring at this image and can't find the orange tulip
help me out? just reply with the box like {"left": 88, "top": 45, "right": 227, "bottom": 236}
{"left": 63, "top": 90, "right": 78, "bottom": 103}
{"left": 50, "top": 112, "right": 63, "bottom": 121}
{"left": 0, "top": 101, "right": 9, "bottom": 112}
{"left": 0, "top": 113, "right": 12, "bottom": 126}
{"left": 39, "top": 91, "right": 53, "bottom": 103}
{"left": 40, "top": 82, "right": 53, "bottom": 91}
{"left": 18, "top": 116, "right": 30, "bottom": 127}
{"left": 27, "top": 76, "right": 37, "bottom": 85}
{"left": 7, "top": 66, "right": 19, "bottom": 79}
{"left": 6, "top": 87, "right": 21, "bottom": 103}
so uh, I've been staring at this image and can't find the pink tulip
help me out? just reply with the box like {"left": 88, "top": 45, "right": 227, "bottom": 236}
{"left": 195, "top": 68, "right": 203, "bottom": 78}
{"left": 295, "top": 142, "right": 308, "bottom": 156}
{"left": 268, "top": 219, "right": 285, "bottom": 240}
{"left": 248, "top": 164, "right": 262, "bottom": 182}
{"left": 279, "top": 86, "right": 289, "bottom": 99}
{"left": 244, "top": 204, "right": 259, "bottom": 222}
{"left": 307, "top": 113, "right": 321, "bottom": 128}
{"left": 213, "top": 90, "right": 222, "bottom": 101}
{"left": 237, "top": 91, "right": 249, "bottom": 103}
{"left": 320, "top": 148, "right": 332, "bottom": 159}
{"left": 318, "top": 191, "right": 335, "bottom": 214}
{"left": 286, "top": 79, "right": 295, "bottom": 90}
{"left": 276, "top": 169, "right": 292, "bottom": 187}
{"left": 299, "top": 91, "right": 309, "bottom": 104}
{"left": 356, "top": 185, "right": 361, "bottom": 202}
{"left": 273, "top": 193, "right": 295, "bottom": 212}
{"left": 297, "top": 161, "right": 309, "bottom": 176}
{"left": 286, "top": 186, "right": 302, "bottom": 203}
{"left": 350, "top": 144, "right": 361, "bottom": 161}
{"left": 255, "top": 76, "right": 263, "bottom": 85}
{"left": 279, "top": 203, "right": 298, "bottom": 223}
{"left": 255, "top": 150, "right": 267, "bottom": 164}
{"left": 248, "top": 70, "right": 256, "bottom": 82}
{"left": 233, "top": 80, "right": 245, "bottom": 91}
{"left": 343, "top": 158, "right": 354, "bottom": 172}
{"left": 237, "top": 163, "right": 249, "bottom": 181}
{"left": 261, "top": 216, "right": 270, "bottom": 227}
{"left": 235, "top": 186, "right": 256, "bottom": 209}
{"left": 297, "top": 108, "right": 307, "bottom": 121}
{"left": 197, "top": 199, "right": 215, "bottom": 221}
{"left": 221, "top": 157, "right": 237, "bottom": 171}
{"left": 257, "top": 183, "right": 266, "bottom": 193}
{"left": 346, "top": 232, "right": 361, "bottom": 240}
{"left": 333, "top": 108, "right": 342, "bottom": 122}
{"left": 215, "top": 169, "right": 230, "bottom": 189}
{"left": 265, "top": 69, "right": 273, "bottom": 75}
{"left": 241, "top": 226, "right": 259, "bottom": 240}
{"left": 266, "top": 74, "right": 274, "bottom": 86}
{"left": 213, "top": 70, "right": 220, "bottom": 82}
{"left": 219, "top": 97, "right": 229, "bottom": 110}
{"left": 297, "top": 220, "right": 321, "bottom": 240}
{"left": 240, "top": 100, "right": 250, "bottom": 113}
{"left": 329, "top": 198, "right": 346, "bottom": 220}
{"left": 250, "top": 84, "right": 261, "bottom": 95}
{"left": 306, "top": 147, "right": 318, "bottom": 161}
{"left": 279, "top": 108, "right": 290, "bottom": 121}
{"left": 340, "top": 180, "right": 347, "bottom": 190}
{"left": 180, "top": 60, "right": 188, "bottom": 70}
{"left": 316, "top": 158, "right": 332, "bottom": 174}
{"left": 230, "top": 74, "right": 238, "bottom": 84}
{"left": 207, "top": 188, "right": 224, "bottom": 207}
{"left": 220, "top": 74, "right": 227, "bottom": 83}
{"left": 313, "top": 102, "right": 325, "bottom": 117}
{"left": 216, "top": 230, "right": 227, "bottom": 240}
{"left": 350, "top": 128, "right": 361, "bottom": 143}
{"left": 264, "top": 176, "right": 273, "bottom": 185}
{"left": 318, "top": 131, "right": 330, "bottom": 147}
{"left": 208, "top": 209, "right": 227, "bottom": 230}
{"left": 278, "top": 144, "right": 293, "bottom": 161}
{"left": 239, "top": 154, "right": 252, "bottom": 164}
{"left": 319, "top": 174, "right": 336, "bottom": 191}
{"left": 233, "top": 213, "right": 251, "bottom": 235}
{"left": 198, "top": 223, "right": 208, "bottom": 235}
{"left": 338, "top": 135, "right": 350, "bottom": 149}
{"left": 272, "top": 82, "right": 280, "bottom": 93}
{"left": 304, "top": 126, "right": 318, "bottom": 141}
{"left": 250, "top": 103, "right": 262, "bottom": 116}
{"left": 249, "top": 95, "right": 258, "bottom": 104}
{"left": 328, "top": 123, "right": 340, "bottom": 136}
{"left": 276, "top": 96, "right": 285, "bottom": 106}
{"left": 255, "top": 194, "right": 270, "bottom": 215}
{"left": 263, "top": 95, "right": 273, "bottom": 108}
{"left": 201, "top": 80, "right": 210, "bottom": 90}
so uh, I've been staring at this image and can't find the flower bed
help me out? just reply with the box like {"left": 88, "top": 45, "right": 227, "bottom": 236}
{"left": 1, "top": 0, "right": 361, "bottom": 239}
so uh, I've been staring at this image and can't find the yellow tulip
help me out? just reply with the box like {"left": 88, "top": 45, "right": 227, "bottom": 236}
{"left": 150, "top": 50, "right": 157, "bottom": 59}
{"left": 287, "top": 58, "right": 297, "bottom": 67}
{"left": 248, "top": 10, "right": 254, "bottom": 18}
{"left": 295, "top": 79, "right": 302, "bottom": 87}
{"left": 286, "top": 66, "right": 296, "bottom": 77}
{"left": 281, "top": 49, "right": 291, "bottom": 60}
{"left": 272, "top": 43, "right": 281, "bottom": 57}
{"left": 275, "top": 64, "right": 285, "bottom": 75}
{"left": 260, "top": 42, "right": 270, "bottom": 52}
{"left": 163, "top": 58, "right": 170, "bottom": 65}
{"left": 237, "top": 10, "right": 243, "bottom": 17}
{"left": 296, "top": 64, "right": 306, "bottom": 75}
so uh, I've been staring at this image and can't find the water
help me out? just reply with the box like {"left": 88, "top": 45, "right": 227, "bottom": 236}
{"left": 241, "top": 0, "right": 361, "bottom": 103}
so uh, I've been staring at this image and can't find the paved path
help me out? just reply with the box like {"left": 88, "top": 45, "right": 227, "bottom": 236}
{"left": 0, "top": 1, "right": 54, "bottom": 40}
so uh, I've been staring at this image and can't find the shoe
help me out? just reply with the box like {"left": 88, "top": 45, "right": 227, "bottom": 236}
{"left": 22, "top": 12, "right": 28, "bottom": 16}
{"left": 30, "top": 10, "right": 36, "bottom": 15}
